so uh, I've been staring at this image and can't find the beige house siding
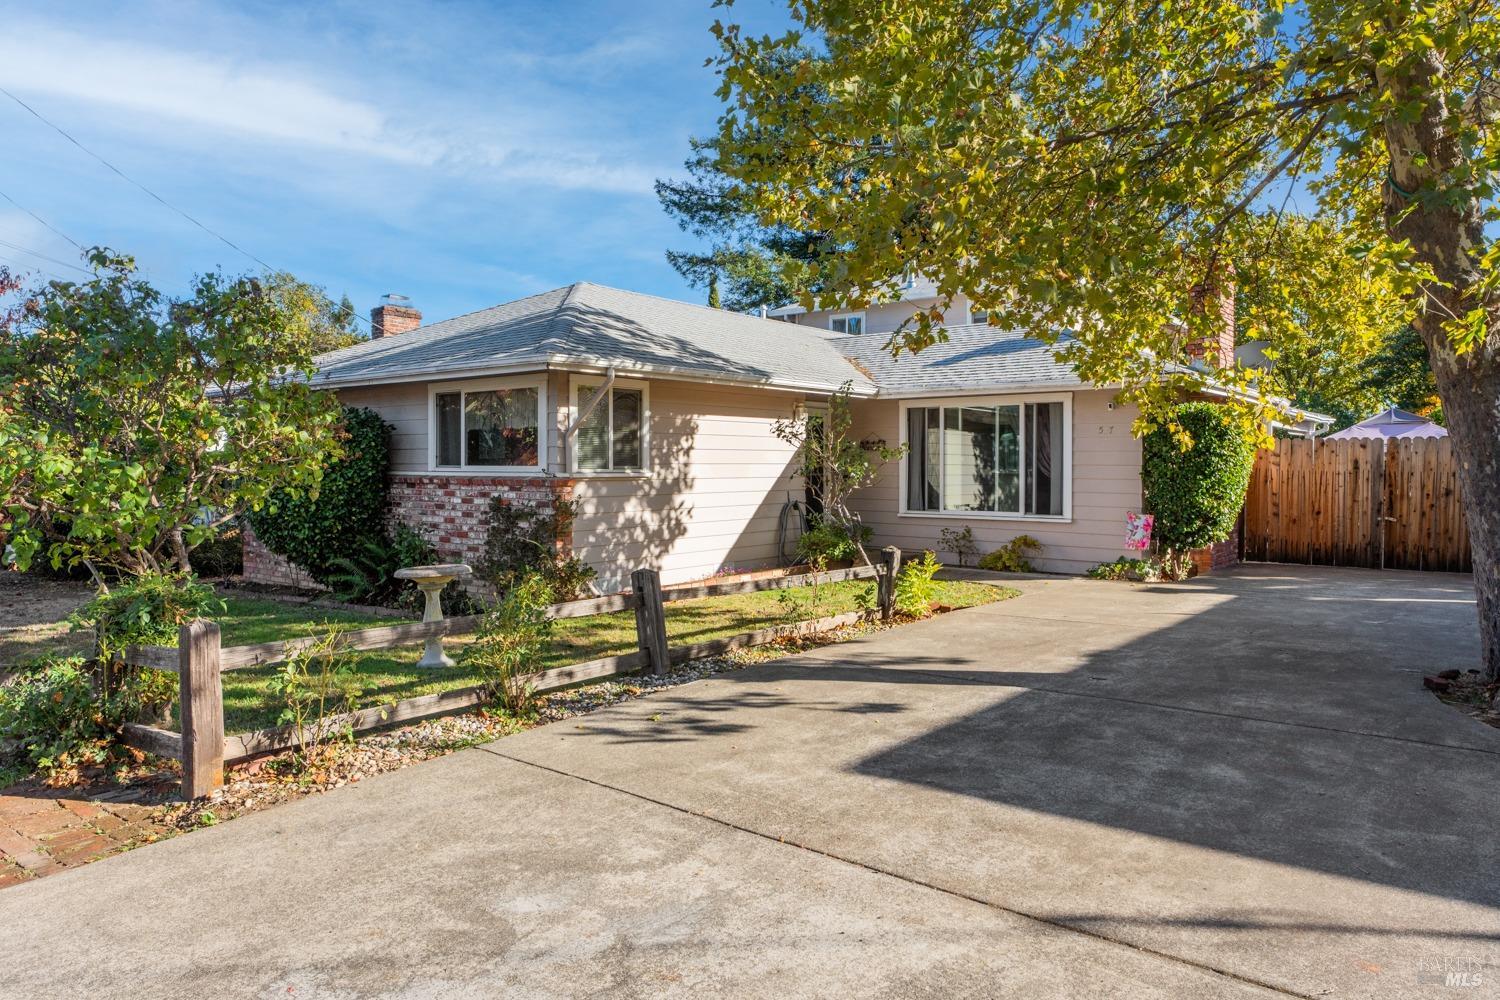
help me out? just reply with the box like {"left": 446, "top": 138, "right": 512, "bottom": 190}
{"left": 334, "top": 374, "right": 809, "bottom": 593}
{"left": 567, "top": 379, "right": 807, "bottom": 592}
{"left": 845, "top": 389, "right": 1143, "bottom": 574}
{"left": 789, "top": 294, "right": 973, "bottom": 336}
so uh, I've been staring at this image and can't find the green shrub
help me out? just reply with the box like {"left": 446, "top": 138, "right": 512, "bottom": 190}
{"left": 1086, "top": 556, "right": 1163, "bottom": 582}
{"left": 978, "top": 535, "right": 1043, "bottom": 572}
{"left": 248, "top": 407, "right": 392, "bottom": 586}
{"left": 476, "top": 497, "right": 596, "bottom": 600}
{"left": 69, "top": 572, "right": 226, "bottom": 722}
{"left": 1141, "top": 403, "right": 1257, "bottom": 554}
{"left": 894, "top": 550, "right": 942, "bottom": 617}
{"left": 70, "top": 573, "right": 225, "bottom": 656}
{"left": 796, "top": 520, "right": 869, "bottom": 565}
{"left": 0, "top": 658, "right": 111, "bottom": 776}
{"left": 465, "top": 573, "right": 555, "bottom": 716}
{"left": 265, "top": 630, "right": 362, "bottom": 770}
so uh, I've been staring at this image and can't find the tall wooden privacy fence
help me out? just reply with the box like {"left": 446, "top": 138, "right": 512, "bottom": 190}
{"left": 1242, "top": 436, "right": 1470, "bottom": 573}
{"left": 121, "top": 552, "right": 901, "bottom": 799}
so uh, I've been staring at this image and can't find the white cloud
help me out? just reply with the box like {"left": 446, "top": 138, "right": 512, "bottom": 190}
{"left": 2, "top": 25, "right": 418, "bottom": 162}
{"left": 0, "top": 22, "right": 665, "bottom": 195}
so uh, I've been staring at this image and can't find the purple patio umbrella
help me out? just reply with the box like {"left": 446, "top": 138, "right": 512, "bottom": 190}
{"left": 1325, "top": 406, "right": 1448, "bottom": 440}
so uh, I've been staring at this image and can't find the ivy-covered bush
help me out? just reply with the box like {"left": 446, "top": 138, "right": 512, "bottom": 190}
{"left": 248, "top": 407, "right": 392, "bottom": 585}
{"left": 476, "top": 497, "right": 595, "bottom": 600}
{"left": 1141, "top": 402, "right": 1257, "bottom": 554}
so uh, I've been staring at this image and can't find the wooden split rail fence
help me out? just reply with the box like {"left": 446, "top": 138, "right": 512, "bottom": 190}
{"left": 121, "top": 550, "right": 902, "bottom": 798}
{"left": 1242, "top": 436, "right": 1471, "bottom": 572}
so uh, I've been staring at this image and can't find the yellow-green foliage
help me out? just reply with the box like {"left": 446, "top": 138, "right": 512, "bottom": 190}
{"left": 978, "top": 536, "right": 1043, "bottom": 573}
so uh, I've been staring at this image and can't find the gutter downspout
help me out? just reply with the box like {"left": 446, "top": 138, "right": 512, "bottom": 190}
{"left": 564, "top": 366, "right": 616, "bottom": 449}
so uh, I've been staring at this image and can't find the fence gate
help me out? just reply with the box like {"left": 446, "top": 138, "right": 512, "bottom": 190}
{"left": 1242, "top": 436, "right": 1472, "bottom": 573}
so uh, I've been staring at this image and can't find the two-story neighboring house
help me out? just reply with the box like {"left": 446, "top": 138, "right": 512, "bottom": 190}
{"left": 242, "top": 279, "right": 1324, "bottom": 592}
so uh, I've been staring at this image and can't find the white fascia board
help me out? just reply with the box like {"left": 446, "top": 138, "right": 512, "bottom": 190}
{"left": 548, "top": 355, "right": 878, "bottom": 397}
{"left": 872, "top": 379, "right": 1090, "bottom": 399}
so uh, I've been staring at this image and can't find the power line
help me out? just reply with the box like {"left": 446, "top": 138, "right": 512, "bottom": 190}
{"left": 0, "top": 236, "right": 92, "bottom": 275}
{"left": 0, "top": 86, "right": 373, "bottom": 331}
{"left": 0, "top": 184, "right": 83, "bottom": 250}
{"left": 0, "top": 83, "right": 277, "bottom": 273}
{"left": 0, "top": 252, "right": 69, "bottom": 283}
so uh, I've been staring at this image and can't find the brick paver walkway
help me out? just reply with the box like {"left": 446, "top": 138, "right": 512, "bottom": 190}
{"left": 0, "top": 787, "right": 172, "bottom": 888}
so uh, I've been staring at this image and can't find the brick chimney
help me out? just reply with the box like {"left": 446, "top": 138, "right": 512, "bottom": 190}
{"left": 1185, "top": 265, "right": 1236, "bottom": 370}
{"left": 370, "top": 293, "right": 421, "bottom": 339}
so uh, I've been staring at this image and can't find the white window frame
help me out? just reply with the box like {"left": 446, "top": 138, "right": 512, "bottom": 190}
{"left": 897, "top": 392, "right": 1073, "bottom": 522}
{"left": 568, "top": 375, "right": 651, "bottom": 476}
{"left": 829, "top": 312, "right": 865, "bottom": 335}
{"left": 428, "top": 374, "right": 548, "bottom": 473}
{"left": 968, "top": 306, "right": 990, "bottom": 326}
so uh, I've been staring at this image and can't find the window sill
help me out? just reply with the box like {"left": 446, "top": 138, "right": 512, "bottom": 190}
{"left": 898, "top": 510, "right": 1073, "bottom": 524}
{"left": 411, "top": 467, "right": 549, "bottom": 478}
{"left": 569, "top": 469, "right": 651, "bottom": 479}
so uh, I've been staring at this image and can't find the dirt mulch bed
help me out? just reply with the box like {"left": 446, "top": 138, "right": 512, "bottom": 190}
{"left": 0, "top": 572, "right": 96, "bottom": 678}
{"left": 1425, "top": 669, "right": 1500, "bottom": 729}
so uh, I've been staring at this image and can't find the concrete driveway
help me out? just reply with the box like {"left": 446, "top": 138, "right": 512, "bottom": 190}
{"left": 2, "top": 565, "right": 1496, "bottom": 999}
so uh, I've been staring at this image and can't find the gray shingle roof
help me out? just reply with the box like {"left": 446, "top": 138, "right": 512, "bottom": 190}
{"left": 312, "top": 282, "right": 875, "bottom": 394}
{"left": 834, "top": 323, "right": 1081, "bottom": 395}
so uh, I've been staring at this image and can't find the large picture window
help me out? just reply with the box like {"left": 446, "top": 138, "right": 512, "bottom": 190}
{"left": 905, "top": 397, "right": 1068, "bottom": 518}
{"left": 571, "top": 379, "right": 648, "bottom": 473}
{"left": 432, "top": 379, "right": 543, "bottom": 470}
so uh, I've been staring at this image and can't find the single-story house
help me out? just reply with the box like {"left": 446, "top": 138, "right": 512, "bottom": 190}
{"left": 242, "top": 280, "right": 1325, "bottom": 592}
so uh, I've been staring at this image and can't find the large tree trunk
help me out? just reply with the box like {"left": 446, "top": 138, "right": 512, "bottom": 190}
{"left": 1423, "top": 328, "right": 1500, "bottom": 682}
{"left": 1379, "top": 44, "right": 1500, "bottom": 681}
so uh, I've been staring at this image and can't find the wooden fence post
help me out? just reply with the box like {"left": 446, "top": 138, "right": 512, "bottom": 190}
{"left": 178, "top": 620, "right": 224, "bottom": 800}
{"left": 631, "top": 569, "right": 669, "bottom": 676}
{"left": 877, "top": 546, "right": 902, "bottom": 621}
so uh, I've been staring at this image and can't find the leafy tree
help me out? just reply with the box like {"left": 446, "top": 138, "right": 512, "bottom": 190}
{"left": 713, "top": 2, "right": 1500, "bottom": 679}
{"left": 264, "top": 273, "right": 364, "bottom": 354}
{"left": 772, "top": 381, "right": 902, "bottom": 566}
{"left": 0, "top": 251, "right": 344, "bottom": 581}
{"left": 658, "top": 134, "right": 827, "bottom": 312}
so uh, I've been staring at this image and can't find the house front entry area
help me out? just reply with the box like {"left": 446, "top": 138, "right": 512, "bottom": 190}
{"left": 3, "top": 566, "right": 1494, "bottom": 999}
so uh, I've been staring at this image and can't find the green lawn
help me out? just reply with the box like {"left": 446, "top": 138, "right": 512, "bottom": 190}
{"left": 214, "top": 579, "right": 1013, "bottom": 733}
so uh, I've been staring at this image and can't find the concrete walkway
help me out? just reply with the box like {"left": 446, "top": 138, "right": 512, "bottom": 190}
{"left": 1, "top": 566, "right": 1496, "bottom": 998}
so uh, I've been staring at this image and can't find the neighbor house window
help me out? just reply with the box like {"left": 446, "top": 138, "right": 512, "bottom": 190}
{"left": 829, "top": 313, "right": 865, "bottom": 335}
{"left": 969, "top": 308, "right": 990, "bottom": 325}
{"left": 572, "top": 379, "right": 647, "bottom": 472}
{"left": 432, "top": 378, "right": 544, "bottom": 470}
{"left": 904, "top": 397, "right": 1068, "bottom": 517}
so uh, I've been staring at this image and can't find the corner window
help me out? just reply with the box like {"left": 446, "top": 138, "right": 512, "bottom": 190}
{"left": 829, "top": 313, "right": 864, "bottom": 335}
{"left": 572, "top": 380, "right": 648, "bottom": 472}
{"left": 904, "top": 397, "right": 1068, "bottom": 518}
{"left": 432, "top": 379, "right": 544, "bottom": 470}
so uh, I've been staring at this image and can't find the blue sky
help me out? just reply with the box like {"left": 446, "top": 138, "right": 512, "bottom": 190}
{"left": 0, "top": 1, "right": 789, "bottom": 325}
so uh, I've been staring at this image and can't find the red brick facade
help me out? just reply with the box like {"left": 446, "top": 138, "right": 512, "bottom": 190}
{"left": 241, "top": 520, "right": 325, "bottom": 590}
{"left": 387, "top": 474, "right": 575, "bottom": 567}
{"left": 240, "top": 474, "right": 576, "bottom": 589}
{"left": 1188, "top": 524, "right": 1240, "bottom": 576}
